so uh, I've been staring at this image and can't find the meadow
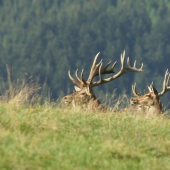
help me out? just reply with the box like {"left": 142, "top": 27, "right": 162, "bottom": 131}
{"left": 0, "top": 76, "right": 170, "bottom": 170}
{"left": 1, "top": 103, "right": 170, "bottom": 169}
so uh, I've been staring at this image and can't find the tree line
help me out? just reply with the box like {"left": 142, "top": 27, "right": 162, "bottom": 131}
{"left": 0, "top": 0, "right": 170, "bottom": 105}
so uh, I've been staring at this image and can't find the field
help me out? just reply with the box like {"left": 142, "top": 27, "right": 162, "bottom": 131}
{"left": 0, "top": 75, "right": 170, "bottom": 170}
{"left": 1, "top": 102, "right": 170, "bottom": 170}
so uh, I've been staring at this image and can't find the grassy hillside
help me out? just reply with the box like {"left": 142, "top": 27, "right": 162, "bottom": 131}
{"left": 0, "top": 102, "right": 170, "bottom": 170}
{"left": 1, "top": 0, "right": 170, "bottom": 102}
{"left": 0, "top": 73, "right": 169, "bottom": 170}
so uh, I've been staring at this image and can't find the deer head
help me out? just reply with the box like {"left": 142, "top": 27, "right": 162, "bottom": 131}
{"left": 131, "top": 69, "right": 170, "bottom": 115}
{"left": 63, "top": 51, "right": 143, "bottom": 110}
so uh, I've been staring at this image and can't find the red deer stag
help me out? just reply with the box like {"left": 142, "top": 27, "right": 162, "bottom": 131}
{"left": 131, "top": 69, "right": 170, "bottom": 115}
{"left": 63, "top": 51, "right": 143, "bottom": 111}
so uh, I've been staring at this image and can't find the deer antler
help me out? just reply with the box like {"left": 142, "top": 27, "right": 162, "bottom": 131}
{"left": 87, "top": 52, "right": 116, "bottom": 85}
{"left": 132, "top": 70, "right": 170, "bottom": 97}
{"left": 68, "top": 52, "right": 116, "bottom": 88}
{"left": 132, "top": 82, "right": 157, "bottom": 97}
{"left": 68, "top": 69, "right": 86, "bottom": 88}
{"left": 158, "top": 69, "right": 170, "bottom": 96}
{"left": 148, "top": 82, "right": 154, "bottom": 92}
{"left": 68, "top": 51, "right": 143, "bottom": 88}
{"left": 91, "top": 51, "right": 143, "bottom": 87}
{"left": 132, "top": 83, "right": 141, "bottom": 96}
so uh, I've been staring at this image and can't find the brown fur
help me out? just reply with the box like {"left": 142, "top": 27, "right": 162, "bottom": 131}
{"left": 130, "top": 87, "right": 163, "bottom": 115}
{"left": 62, "top": 86, "right": 106, "bottom": 111}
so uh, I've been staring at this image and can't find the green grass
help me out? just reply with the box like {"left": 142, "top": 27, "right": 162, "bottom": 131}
{"left": 0, "top": 103, "right": 170, "bottom": 170}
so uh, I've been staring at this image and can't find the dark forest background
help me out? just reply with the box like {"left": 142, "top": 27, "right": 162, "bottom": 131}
{"left": 0, "top": 0, "right": 170, "bottom": 106}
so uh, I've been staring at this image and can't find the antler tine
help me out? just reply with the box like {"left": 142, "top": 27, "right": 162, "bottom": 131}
{"left": 112, "top": 61, "right": 117, "bottom": 69}
{"left": 80, "top": 69, "right": 87, "bottom": 85}
{"left": 80, "top": 69, "right": 84, "bottom": 81}
{"left": 160, "top": 69, "right": 169, "bottom": 95}
{"left": 87, "top": 52, "right": 102, "bottom": 83}
{"left": 89, "top": 52, "right": 101, "bottom": 75}
{"left": 68, "top": 71, "right": 82, "bottom": 88}
{"left": 98, "top": 62, "right": 103, "bottom": 84}
{"left": 68, "top": 70, "right": 75, "bottom": 82}
{"left": 132, "top": 83, "right": 136, "bottom": 95}
{"left": 120, "top": 50, "right": 126, "bottom": 70}
{"left": 158, "top": 69, "right": 170, "bottom": 96}
{"left": 148, "top": 81, "right": 153, "bottom": 92}
{"left": 132, "top": 83, "right": 140, "bottom": 96}
{"left": 133, "top": 60, "right": 137, "bottom": 68}
{"left": 75, "top": 69, "right": 81, "bottom": 82}
{"left": 166, "top": 70, "right": 170, "bottom": 86}
{"left": 141, "top": 63, "right": 144, "bottom": 70}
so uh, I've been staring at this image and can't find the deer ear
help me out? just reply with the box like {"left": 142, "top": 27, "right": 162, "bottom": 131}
{"left": 152, "top": 86, "right": 158, "bottom": 95}
{"left": 74, "top": 86, "right": 81, "bottom": 92}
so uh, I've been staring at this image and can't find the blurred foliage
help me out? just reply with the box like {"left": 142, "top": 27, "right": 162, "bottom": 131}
{"left": 0, "top": 0, "right": 170, "bottom": 105}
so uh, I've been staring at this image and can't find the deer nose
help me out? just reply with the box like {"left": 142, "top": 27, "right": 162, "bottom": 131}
{"left": 130, "top": 98, "right": 138, "bottom": 105}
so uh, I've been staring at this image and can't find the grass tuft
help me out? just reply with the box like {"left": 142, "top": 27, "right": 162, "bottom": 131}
{"left": 0, "top": 66, "right": 41, "bottom": 106}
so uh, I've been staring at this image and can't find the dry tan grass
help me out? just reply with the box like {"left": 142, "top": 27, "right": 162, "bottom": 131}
{"left": 0, "top": 65, "right": 41, "bottom": 105}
